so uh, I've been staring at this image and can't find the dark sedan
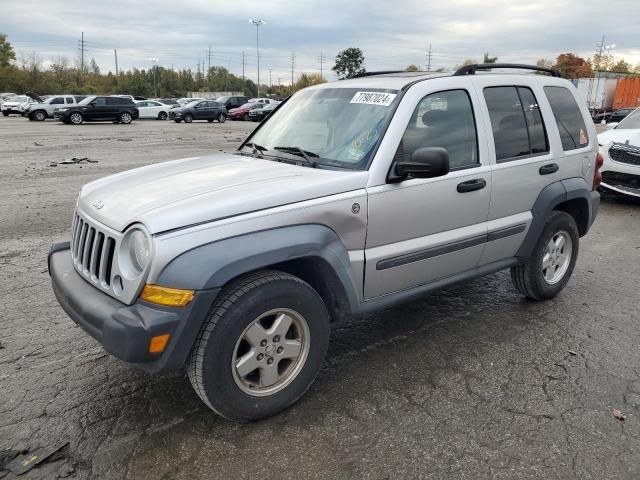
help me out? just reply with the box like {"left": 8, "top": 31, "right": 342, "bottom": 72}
{"left": 168, "top": 100, "right": 227, "bottom": 123}
{"left": 248, "top": 102, "right": 278, "bottom": 122}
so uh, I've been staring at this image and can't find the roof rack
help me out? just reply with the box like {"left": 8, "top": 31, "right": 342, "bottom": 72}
{"left": 453, "top": 63, "right": 562, "bottom": 78}
{"left": 351, "top": 70, "right": 406, "bottom": 78}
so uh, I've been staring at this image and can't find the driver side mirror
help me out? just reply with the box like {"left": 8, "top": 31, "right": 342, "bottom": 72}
{"left": 394, "top": 147, "right": 450, "bottom": 180}
{"left": 606, "top": 122, "right": 618, "bottom": 130}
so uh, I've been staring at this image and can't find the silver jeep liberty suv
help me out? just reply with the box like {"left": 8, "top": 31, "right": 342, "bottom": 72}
{"left": 49, "top": 64, "right": 600, "bottom": 421}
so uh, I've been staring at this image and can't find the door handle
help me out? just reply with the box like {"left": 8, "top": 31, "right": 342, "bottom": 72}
{"left": 457, "top": 178, "right": 487, "bottom": 193}
{"left": 539, "top": 163, "right": 559, "bottom": 175}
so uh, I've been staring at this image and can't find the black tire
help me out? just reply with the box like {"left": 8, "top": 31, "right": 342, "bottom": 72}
{"left": 158, "top": 111, "right": 167, "bottom": 120}
{"left": 511, "top": 211, "right": 579, "bottom": 301}
{"left": 69, "top": 112, "right": 83, "bottom": 125}
{"left": 184, "top": 114, "right": 193, "bottom": 123}
{"left": 188, "top": 270, "right": 330, "bottom": 422}
{"left": 242, "top": 113, "right": 249, "bottom": 121}
{"left": 120, "top": 112, "right": 133, "bottom": 124}
{"left": 207, "top": 118, "right": 214, "bottom": 123}
{"left": 218, "top": 113, "right": 226, "bottom": 123}
{"left": 33, "top": 110, "right": 47, "bottom": 121}
{"left": 2, "top": 112, "right": 9, "bottom": 117}
{"left": 174, "top": 119, "right": 181, "bottom": 123}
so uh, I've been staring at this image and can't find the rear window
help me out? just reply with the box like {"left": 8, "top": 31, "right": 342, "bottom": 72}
{"left": 484, "top": 86, "right": 549, "bottom": 162}
{"left": 544, "top": 86, "right": 588, "bottom": 151}
{"left": 107, "top": 97, "right": 133, "bottom": 106}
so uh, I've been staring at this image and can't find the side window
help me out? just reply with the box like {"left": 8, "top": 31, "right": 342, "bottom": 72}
{"left": 399, "top": 89, "right": 478, "bottom": 170}
{"left": 50, "top": 97, "right": 64, "bottom": 105}
{"left": 484, "top": 86, "right": 549, "bottom": 162}
{"left": 93, "top": 97, "right": 107, "bottom": 106}
{"left": 106, "top": 97, "right": 119, "bottom": 106}
{"left": 544, "top": 86, "right": 588, "bottom": 151}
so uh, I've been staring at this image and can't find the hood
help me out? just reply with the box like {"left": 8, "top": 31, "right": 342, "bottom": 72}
{"left": 598, "top": 128, "right": 640, "bottom": 147}
{"left": 26, "top": 91, "right": 43, "bottom": 103}
{"left": 78, "top": 154, "right": 368, "bottom": 234}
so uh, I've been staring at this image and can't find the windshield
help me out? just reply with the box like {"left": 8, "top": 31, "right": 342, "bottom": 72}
{"left": 248, "top": 87, "right": 400, "bottom": 169}
{"left": 79, "top": 96, "right": 96, "bottom": 106}
{"left": 616, "top": 108, "right": 640, "bottom": 129}
{"left": 217, "top": 96, "right": 230, "bottom": 102}
{"left": 184, "top": 100, "right": 200, "bottom": 108}
{"left": 11, "top": 96, "right": 29, "bottom": 102}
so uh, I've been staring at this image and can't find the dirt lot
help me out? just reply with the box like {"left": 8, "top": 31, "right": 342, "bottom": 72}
{"left": 1, "top": 115, "right": 639, "bottom": 479}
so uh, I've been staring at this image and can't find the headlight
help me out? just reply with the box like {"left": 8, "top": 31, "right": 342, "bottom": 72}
{"left": 120, "top": 227, "right": 151, "bottom": 276}
{"left": 58, "top": 108, "right": 69, "bottom": 112}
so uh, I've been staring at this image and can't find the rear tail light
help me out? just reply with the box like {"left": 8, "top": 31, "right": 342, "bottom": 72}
{"left": 593, "top": 152, "right": 604, "bottom": 190}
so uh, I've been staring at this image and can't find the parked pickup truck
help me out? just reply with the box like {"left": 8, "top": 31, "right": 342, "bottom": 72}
{"left": 49, "top": 64, "right": 600, "bottom": 421}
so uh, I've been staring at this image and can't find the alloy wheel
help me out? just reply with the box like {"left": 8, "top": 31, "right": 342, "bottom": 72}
{"left": 70, "top": 113, "right": 82, "bottom": 125}
{"left": 542, "top": 231, "right": 572, "bottom": 284}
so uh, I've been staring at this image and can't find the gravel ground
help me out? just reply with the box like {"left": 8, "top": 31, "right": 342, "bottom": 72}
{"left": 0, "top": 116, "right": 639, "bottom": 479}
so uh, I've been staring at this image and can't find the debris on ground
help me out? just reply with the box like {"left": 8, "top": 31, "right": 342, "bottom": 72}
{"left": 568, "top": 350, "right": 577, "bottom": 356}
{"left": 613, "top": 409, "right": 626, "bottom": 421}
{"left": 34, "top": 142, "right": 43, "bottom": 146}
{"left": 5, "top": 442, "right": 69, "bottom": 475}
{"left": 49, "top": 157, "right": 98, "bottom": 167}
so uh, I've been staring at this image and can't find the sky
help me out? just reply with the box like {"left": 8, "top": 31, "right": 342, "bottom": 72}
{"left": 1, "top": 0, "right": 639, "bottom": 84}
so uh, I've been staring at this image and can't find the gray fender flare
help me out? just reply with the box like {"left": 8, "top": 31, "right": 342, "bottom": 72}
{"left": 516, "top": 177, "right": 597, "bottom": 258}
{"left": 156, "top": 224, "right": 361, "bottom": 314}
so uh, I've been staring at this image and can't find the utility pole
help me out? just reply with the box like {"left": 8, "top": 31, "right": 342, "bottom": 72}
{"left": 426, "top": 43, "right": 432, "bottom": 72}
{"left": 77, "top": 32, "right": 86, "bottom": 85}
{"left": 318, "top": 51, "right": 325, "bottom": 79}
{"left": 149, "top": 58, "right": 158, "bottom": 97}
{"left": 114, "top": 48, "right": 119, "bottom": 77}
{"left": 241, "top": 51, "right": 245, "bottom": 81}
{"left": 207, "top": 44, "right": 213, "bottom": 73}
{"left": 290, "top": 51, "right": 296, "bottom": 86}
{"left": 249, "top": 19, "right": 266, "bottom": 98}
{"left": 269, "top": 68, "right": 272, "bottom": 89}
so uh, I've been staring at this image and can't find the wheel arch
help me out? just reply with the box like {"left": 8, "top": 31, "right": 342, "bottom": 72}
{"left": 516, "top": 178, "right": 597, "bottom": 258}
{"left": 155, "top": 224, "right": 361, "bottom": 319}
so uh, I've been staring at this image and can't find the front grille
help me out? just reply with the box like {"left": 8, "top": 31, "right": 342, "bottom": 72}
{"left": 609, "top": 143, "right": 640, "bottom": 166}
{"left": 70, "top": 210, "right": 118, "bottom": 290}
{"left": 602, "top": 171, "right": 640, "bottom": 190}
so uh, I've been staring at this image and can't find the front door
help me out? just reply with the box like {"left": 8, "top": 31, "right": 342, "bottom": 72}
{"left": 364, "top": 87, "right": 492, "bottom": 299}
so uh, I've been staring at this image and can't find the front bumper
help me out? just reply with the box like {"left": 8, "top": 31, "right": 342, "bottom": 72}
{"left": 49, "top": 242, "right": 219, "bottom": 373}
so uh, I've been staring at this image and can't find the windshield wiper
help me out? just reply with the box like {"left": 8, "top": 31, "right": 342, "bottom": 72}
{"left": 273, "top": 146, "right": 319, "bottom": 167}
{"left": 241, "top": 142, "right": 268, "bottom": 158}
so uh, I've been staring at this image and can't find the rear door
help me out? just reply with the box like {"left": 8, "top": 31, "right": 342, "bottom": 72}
{"left": 364, "top": 82, "right": 492, "bottom": 298}
{"left": 472, "top": 77, "right": 585, "bottom": 265}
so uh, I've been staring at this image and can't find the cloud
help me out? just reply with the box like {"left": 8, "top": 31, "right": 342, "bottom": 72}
{"left": 2, "top": 0, "right": 639, "bottom": 83}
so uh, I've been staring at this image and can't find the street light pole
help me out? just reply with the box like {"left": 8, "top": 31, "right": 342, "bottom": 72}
{"left": 249, "top": 19, "right": 266, "bottom": 98}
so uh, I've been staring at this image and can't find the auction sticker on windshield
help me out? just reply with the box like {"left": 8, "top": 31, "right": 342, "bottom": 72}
{"left": 350, "top": 91, "right": 397, "bottom": 106}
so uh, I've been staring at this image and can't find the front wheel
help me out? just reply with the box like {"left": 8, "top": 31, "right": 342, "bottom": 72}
{"left": 2, "top": 112, "right": 8, "bottom": 117}
{"left": 511, "top": 211, "right": 579, "bottom": 300}
{"left": 69, "top": 112, "right": 83, "bottom": 125}
{"left": 120, "top": 112, "right": 133, "bottom": 124}
{"left": 33, "top": 110, "right": 47, "bottom": 121}
{"left": 183, "top": 114, "right": 193, "bottom": 123}
{"left": 188, "top": 271, "right": 330, "bottom": 422}
{"left": 218, "top": 113, "right": 226, "bottom": 123}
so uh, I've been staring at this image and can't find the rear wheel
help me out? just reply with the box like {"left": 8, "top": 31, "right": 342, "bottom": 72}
{"left": 188, "top": 270, "right": 330, "bottom": 421}
{"left": 511, "top": 211, "right": 579, "bottom": 300}
{"left": 120, "top": 112, "right": 133, "bottom": 124}
{"left": 69, "top": 112, "right": 83, "bottom": 125}
{"left": 158, "top": 111, "right": 167, "bottom": 120}
{"left": 184, "top": 114, "right": 193, "bottom": 123}
{"left": 218, "top": 113, "right": 226, "bottom": 123}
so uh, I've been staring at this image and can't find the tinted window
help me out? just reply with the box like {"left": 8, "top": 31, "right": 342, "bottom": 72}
{"left": 106, "top": 97, "right": 120, "bottom": 106}
{"left": 65, "top": 97, "right": 75, "bottom": 104}
{"left": 50, "top": 97, "right": 64, "bottom": 105}
{"left": 399, "top": 89, "right": 478, "bottom": 169}
{"left": 93, "top": 97, "right": 108, "bottom": 106}
{"left": 544, "top": 86, "right": 588, "bottom": 151}
{"left": 484, "top": 86, "right": 548, "bottom": 161}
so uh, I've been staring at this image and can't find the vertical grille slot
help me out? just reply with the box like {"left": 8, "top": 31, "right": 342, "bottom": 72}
{"left": 93, "top": 232, "right": 105, "bottom": 279}
{"left": 77, "top": 222, "right": 88, "bottom": 265}
{"left": 104, "top": 237, "right": 116, "bottom": 286}
{"left": 84, "top": 227, "right": 96, "bottom": 272}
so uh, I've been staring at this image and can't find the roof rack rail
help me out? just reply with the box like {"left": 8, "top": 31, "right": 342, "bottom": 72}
{"left": 351, "top": 70, "right": 406, "bottom": 78}
{"left": 453, "top": 63, "right": 562, "bottom": 78}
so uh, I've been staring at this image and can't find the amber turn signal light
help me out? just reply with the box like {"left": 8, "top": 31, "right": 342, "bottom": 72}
{"left": 140, "top": 284, "right": 194, "bottom": 307}
{"left": 149, "top": 334, "right": 171, "bottom": 353}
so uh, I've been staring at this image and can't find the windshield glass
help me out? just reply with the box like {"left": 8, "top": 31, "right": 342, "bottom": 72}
{"left": 11, "top": 96, "right": 29, "bottom": 102}
{"left": 185, "top": 100, "right": 200, "bottom": 108}
{"left": 249, "top": 87, "right": 400, "bottom": 169}
{"left": 79, "top": 96, "right": 96, "bottom": 106}
{"left": 617, "top": 108, "right": 640, "bottom": 129}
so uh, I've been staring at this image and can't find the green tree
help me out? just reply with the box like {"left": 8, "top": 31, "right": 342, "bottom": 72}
{"left": 610, "top": 59, "right": 631, "bottom": 73}
{"left": 483, "top": 52, "right": 498, "bottom": 64}
{"left": 553, "top": 53, "right": 592, "bottom": 78}
{"left": 0, "top": 33, "right": 16, "bottom": 67}
{"left": 405, "top": 64, "right": 421, "bottom": 72}
{"left": 332, "top": 48, "right": 365, "bottom": 79}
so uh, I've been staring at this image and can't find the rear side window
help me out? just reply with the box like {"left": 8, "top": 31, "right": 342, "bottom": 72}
{"left": 106, "top": 97, "right": 120, "bottom": 106}
{"left": 544, "top": 86, "right": 588, "bottom": 151}
{"left": 50, "top": 97, "right": 64, "bottom": 104}
{"left": 484, "top": 86, "right": 549, "bottom": 162}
